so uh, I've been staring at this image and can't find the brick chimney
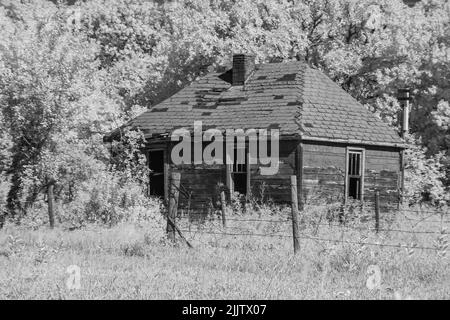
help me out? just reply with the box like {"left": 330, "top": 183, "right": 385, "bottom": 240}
{"left": 398, "top": 88, "right": 411, "bottom": 138}
{"left": 232, "top": 54, "right": 255, "bottom": 85}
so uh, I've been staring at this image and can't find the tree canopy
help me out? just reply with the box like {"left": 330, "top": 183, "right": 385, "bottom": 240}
{"left": 0, "top": 0, "right": 449, "bottom": 213}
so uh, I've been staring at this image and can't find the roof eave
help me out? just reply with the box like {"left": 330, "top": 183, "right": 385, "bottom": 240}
{"left": 141, "top": 132, "right": 407, "bottom": 148}
{"left": 300, "top": 136, "right": 407, "bottom": 149}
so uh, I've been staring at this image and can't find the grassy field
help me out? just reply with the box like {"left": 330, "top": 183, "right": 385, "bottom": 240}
{"left": 0, "top": 205, "right": 449, "bottom": 300}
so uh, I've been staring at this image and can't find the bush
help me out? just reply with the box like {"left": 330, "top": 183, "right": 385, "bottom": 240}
{"left": 61, "top": 170, "right": 165, "bottom": 232}
{"left": 404, "top": 134, "right": 449, "bottom": 206}
{"left": 15, "top": 203, "right": 49, "bottom": 230}
{"left": 11, "top": 169, "right": 166, "bottom": 242}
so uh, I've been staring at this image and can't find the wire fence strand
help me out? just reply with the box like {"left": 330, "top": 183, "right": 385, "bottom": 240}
{"left": 175, "top": 210, "right": 449, "bottom": 253}
{"left": 179, "top": 228, "right": 445, "bottom": 252}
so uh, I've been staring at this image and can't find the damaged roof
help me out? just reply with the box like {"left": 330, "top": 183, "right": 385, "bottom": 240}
{"left": 105, "top": 61, "right": 405, "bottom": 148}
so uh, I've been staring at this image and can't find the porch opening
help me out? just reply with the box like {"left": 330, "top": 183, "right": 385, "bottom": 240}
{"left": 148, "top": 150, "right": 165, "bottom": 198}
{"left": 230, "top": 147, "right": 248, "bottom": 195}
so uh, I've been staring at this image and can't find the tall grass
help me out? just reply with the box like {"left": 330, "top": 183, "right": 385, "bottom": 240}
{"left": 0, "top": 203, "right": 448, "bottom": 299}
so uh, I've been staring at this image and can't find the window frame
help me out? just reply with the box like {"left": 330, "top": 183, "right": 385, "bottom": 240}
{"left": 344, "top": 147, "right": 365, "bottom": 201}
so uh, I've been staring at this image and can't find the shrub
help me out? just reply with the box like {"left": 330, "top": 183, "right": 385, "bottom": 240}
{"left": 404, "top": 134, "right": 449, "bottom": 206}
{"left": 15, "top": 203, "right": 49, "bottom": 230}
{"left": 10, "top": 169, "right": 166, "bottom": 242}
{"left": 61, "top": 170, "right": 165, "bottom": 231}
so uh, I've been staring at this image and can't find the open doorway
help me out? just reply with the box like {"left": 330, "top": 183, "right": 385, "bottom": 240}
{"left": 148, "top": 150, "right": 165, "bottom": 198}
{"left": 232, "top": 148, "right": 247, "bottom": 195}
{"left": 227, "top": 147, "right": 249, "bottom": 196}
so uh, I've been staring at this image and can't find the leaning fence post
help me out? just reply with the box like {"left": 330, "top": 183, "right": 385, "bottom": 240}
{"left": 290, "top": 175, "right": 300, "bottom": 254}
{"left": 220, "top": 191, "right": 227, "bottom": 228}
{"left": 167, "top": 172, "right": 181, "bottom": 241}
{"left": 375, "top": 190, "right": 380, "bottom": 233}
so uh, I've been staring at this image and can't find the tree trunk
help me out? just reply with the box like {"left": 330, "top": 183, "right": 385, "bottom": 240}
{"left": 47, "top": 179, "right": 56, "bottom": 229}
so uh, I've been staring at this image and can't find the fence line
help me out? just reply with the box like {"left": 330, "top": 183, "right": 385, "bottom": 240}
{"left": 178, "top": 228, "right": 445, "bottom": 252}
{"left": 179, "top": 229, "right": 292, "bottom": 238}
{"left": 179, "top": 208, "right": 450, "bottom": 224}
{"left": 166, "top": 175, "right": 449, "bottom": 254}
{"left": 176, "top": 217, "right": 448, "bottom": 235}
{"left": 298, "top": 234, "right": 441, "bottom": 252}
{"left": 311, "top": 222, "right": 448, "bottom": 235}
{"left": 177, "top": 216, "right": 291, "bottom": 224}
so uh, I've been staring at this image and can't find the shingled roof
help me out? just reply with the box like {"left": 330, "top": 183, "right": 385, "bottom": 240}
{"left": 106, "top": 60, "right": 405, "bottom": 148}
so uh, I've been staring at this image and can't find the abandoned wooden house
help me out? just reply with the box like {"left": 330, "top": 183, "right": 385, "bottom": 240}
{"left": 104, "top": 54, "right": 407, "bottom": 213}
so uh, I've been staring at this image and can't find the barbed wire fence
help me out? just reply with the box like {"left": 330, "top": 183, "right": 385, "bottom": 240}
{"left": 174, "top": 218, "right": 448, "bottom": 252}
{"left": 164, "top": 173, "right": 449, "bottom": 256}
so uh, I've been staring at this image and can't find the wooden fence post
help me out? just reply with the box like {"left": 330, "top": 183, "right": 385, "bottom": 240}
{"left": 47, "top": 179, "right": 55, "bottom": 229}
{"left": 290, "top": 175, "right": 300, "bottom": 254}
{"left": 375, "top": 190, "right": 380, "bottom": 233}
{"left": 220, "top": 191, "right": 227, "bottom": 228}
{"left": 167, "top": 172, "right": 181, "bottom": 241}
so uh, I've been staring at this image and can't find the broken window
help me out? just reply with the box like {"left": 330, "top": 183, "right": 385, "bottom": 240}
{"left": 347, "top": 149, "right": 364, "bottom": 200}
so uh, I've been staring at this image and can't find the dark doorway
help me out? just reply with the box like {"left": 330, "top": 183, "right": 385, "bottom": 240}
{"left": 232, "top": 148, "right": 248, "bottom": 195}
{"left": 148, "top": 150, "right": 165, "bottom": 198}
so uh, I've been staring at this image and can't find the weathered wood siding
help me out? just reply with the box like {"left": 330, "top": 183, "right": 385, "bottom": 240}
{"left": 171, "top": 163, "right": 225, "bottom": 214}
{"left": 363, "top": 148, "right": 400, "bottom": 210}
{"left": 301, "top": 141, "right": 401, "bottom": 209}
{"left": 167, "top": 141, "right": 226, "bottom": 215}
{"left": 250, "top": 140, "right": 297, "bottom": 203}
{"left": 146, "top": 139, "right": 402, "bottom": 212}
{"left": 169, "top": 140, "right": 298, "bottom": 210}
{"left": 302, "top": 143, "right": 346, "bottom": 203}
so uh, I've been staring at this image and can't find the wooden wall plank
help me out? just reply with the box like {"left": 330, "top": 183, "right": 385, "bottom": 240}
{"left": 145, "top": 139, "right": 403, "bottom": 212}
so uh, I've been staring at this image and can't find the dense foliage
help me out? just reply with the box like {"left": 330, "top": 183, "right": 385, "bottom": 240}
{"left": 0, "top": 0, "right": 449, "bottom": 226}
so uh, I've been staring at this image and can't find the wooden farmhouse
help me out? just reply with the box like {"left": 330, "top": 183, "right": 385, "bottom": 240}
{"left": 105, "top": 54, "right": 407, "bottom": 213}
